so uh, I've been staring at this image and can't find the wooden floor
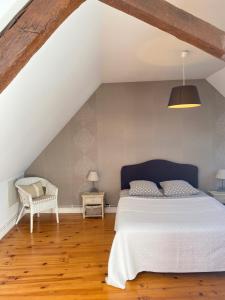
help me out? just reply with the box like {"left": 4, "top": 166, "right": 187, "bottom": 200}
{"left": 0, "top": 214, "right": 225, "bottom": 300}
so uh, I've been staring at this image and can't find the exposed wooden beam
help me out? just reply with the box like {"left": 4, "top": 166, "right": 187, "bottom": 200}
{"left": 0, "top": 0, "right": 85, "bottom": 93}
{"left": 99, "top": 0, "right": 225, "bottom": 61}
{"left": 1, "top": 0, "right": 225, "bottom": 93}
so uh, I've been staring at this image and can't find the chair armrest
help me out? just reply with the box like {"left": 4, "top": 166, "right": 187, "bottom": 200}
{"left": 17, "top": 187, "right": 32, "bottom": 206}
{"left": 46, "top": 182, "right": 58, "bottom": 196}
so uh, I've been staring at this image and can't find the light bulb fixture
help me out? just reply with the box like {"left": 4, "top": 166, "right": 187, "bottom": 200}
{"left": 168, "top": 50, "right": 201, "bottom": 109}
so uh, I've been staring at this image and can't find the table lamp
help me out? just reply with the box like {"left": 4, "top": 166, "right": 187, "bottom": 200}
{"left": 87, "top": 170, "right": 99, "bottom": 192}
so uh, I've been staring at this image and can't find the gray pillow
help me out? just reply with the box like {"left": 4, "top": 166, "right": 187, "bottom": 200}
{"left": 129, "top": 180, "right": 163, "bottom": 197}
{"left": 160, "top": 180, "right": 199, "bottom": 197}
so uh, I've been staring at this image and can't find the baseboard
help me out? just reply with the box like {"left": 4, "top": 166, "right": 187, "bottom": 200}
{"left": 59, "top": 207, "right": 82, "bottom": 213}
{"left": 38, "top": 206, "right": 117, "bottom": 213}
{"left": 54, "top": 207, "right": 117, "bottom": 213}
{"left": 0, "top": 213, "right": 17, "bottom": 240}
{"left": 105, "top": 206, "right": 117, "bottom": 213}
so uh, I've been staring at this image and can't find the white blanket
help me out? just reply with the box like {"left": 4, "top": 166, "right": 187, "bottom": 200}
{"left": 106, "top": 193, "right": 225, "bottom": 289}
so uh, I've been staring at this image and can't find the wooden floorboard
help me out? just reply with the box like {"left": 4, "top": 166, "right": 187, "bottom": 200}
{"left": 0, "top": 214, "right": 225, "bottom": 299}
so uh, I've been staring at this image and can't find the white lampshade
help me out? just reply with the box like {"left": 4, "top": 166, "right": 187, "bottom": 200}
{"left": 87, "top": 171, "right": 99, "bottom": 182}
{"left": 216, "top": 169, "right": 225, "bottom": 180}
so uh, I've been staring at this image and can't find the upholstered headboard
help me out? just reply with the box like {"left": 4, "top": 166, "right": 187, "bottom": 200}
{"left": 121, "top": 159, "right": 198, "bottom": 190}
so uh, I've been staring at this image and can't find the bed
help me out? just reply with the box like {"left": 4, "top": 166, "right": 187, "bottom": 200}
{"left": 106, "top": 159, "right": 225, "bottom": 289}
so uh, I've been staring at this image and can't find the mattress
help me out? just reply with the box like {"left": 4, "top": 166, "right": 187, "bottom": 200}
{"left": 106, "top": 192, "right": 225, "bottom": 289}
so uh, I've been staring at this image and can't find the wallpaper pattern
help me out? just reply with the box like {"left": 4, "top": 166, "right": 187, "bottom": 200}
{"left": 26, "top": 80, "right": 225, "bottom": 207}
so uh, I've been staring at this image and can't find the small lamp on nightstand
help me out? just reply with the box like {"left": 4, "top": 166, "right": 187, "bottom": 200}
{"left": 87, "top": 170, "right": 99, "bottom": 192}
{"left": 216, "top": 169, "right": 225, "bottom": 191}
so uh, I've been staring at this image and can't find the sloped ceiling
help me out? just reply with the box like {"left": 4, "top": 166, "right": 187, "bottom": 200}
{"left": 0, "top": 0, "right": 101, "bottom": 181}
{"left": 0, "top": 0, "right": 29, "bottom": 31}
{"left": 0, "top": 0, "right": 225, "bottom": 182}
{"left": 207, "top": 67, "right": 225, "bottom": 98}
{"left": 101, "top": 0, "right": 225, "bottom": 83}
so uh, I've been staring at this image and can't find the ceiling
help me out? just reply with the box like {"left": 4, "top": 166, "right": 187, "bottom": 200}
{"left": 0, "top": 0, "right": 29, "bottom": 31}
{"left": 101, "top": 0, "right": 225, "bottom": 83}
{"left": 1, "top": 0, "right": 225, "bottom": 83}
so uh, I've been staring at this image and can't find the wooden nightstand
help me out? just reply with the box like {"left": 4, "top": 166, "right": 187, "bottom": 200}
{"left": 208, "top": 191, "right": 225, "bottom": 204}
{"left": 81, "top": 192, "right": 105, "bottom": 219}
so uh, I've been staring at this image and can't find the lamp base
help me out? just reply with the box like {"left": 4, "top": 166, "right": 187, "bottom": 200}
{"left": 217, "top": 179, "right": 225, "bottom": 191}
{"left": 89, "top": 181, "right": 98, "bottom": 193}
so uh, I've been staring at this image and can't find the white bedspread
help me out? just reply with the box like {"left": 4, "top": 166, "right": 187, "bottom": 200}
{"left": 106, "top": 193, "right": 225, "bottom": 289}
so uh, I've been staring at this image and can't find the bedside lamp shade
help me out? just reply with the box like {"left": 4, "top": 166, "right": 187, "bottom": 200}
{"left": 87, "top": 171, "right": 99, "bottom": 192}
{"left": 216, "top": 169, "right": 225, "bottom": 180}
{"left": 87, "top": 171, "right": 99, "bottom": 182}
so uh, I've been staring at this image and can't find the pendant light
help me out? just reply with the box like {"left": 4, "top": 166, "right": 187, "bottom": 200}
{"left": 168, "top": 50, "right": 201, "bottom": 109}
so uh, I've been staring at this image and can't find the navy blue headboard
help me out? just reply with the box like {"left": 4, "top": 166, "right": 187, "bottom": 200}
{"left": 121, "top": 159, "right": 198, "bottom": 189}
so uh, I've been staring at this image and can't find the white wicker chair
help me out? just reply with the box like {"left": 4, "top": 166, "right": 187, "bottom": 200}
{"left": 15, "top": 177, "right": 59, "bottom": 233}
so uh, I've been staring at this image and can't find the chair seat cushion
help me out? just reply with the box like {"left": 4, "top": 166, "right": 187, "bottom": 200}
{"left": 19, "top": 181, "right": 44, "bottom": 198}
{"left": 32, "top": 195, "right": 56, "bottom": 203}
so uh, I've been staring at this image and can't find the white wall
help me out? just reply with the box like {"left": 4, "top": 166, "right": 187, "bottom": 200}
{"left": 207, "top": 67, "right": 225, "bottom": 98}
{"left": 0, "top": 173, "right": 23, "bottom": 239}
{"left": 0, "top": 0, "right": 102, "bottom": 182}
{"left": 0, "top": 0, "right": 29, "bottom": 31}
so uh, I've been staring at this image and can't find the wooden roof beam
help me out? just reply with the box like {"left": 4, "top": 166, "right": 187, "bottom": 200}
{"left": 0, "top": 0, "right": 86, "bottom": 93}
{"left": 1, "top": 0, "right": 225, "bottom": 93}
{"left": 99, "top": 0, "right": 225, "bottom": 61}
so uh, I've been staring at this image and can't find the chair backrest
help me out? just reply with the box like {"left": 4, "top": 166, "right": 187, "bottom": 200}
{"left": 15, "top": 177, "right": 48, "bottom": 188}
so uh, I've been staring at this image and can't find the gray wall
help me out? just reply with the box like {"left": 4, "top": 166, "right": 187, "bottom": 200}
{"left": 26, "top": 80, "right": 225, "bottom": 207}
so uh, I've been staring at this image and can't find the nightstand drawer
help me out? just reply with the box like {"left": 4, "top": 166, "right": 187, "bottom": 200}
{"left": 85, "top": 205, "right": 102, "bottom": 216}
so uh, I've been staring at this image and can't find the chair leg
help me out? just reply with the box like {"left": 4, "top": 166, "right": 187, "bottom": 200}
{"left": 16, "top": 206, "right": 25, "bottom": 225}
{"left": 30, "top": 212, "right": 33, "bottom": 233}
{"left": 55, "top": 207, "right": 59, "bottom": 223}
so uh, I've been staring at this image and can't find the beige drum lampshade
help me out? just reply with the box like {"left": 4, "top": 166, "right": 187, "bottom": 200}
{"left": 216, "top": 169, "right": 225, "bottom": 180}
{"left": 87, "top": 171, "right": 99, "bottom": 182}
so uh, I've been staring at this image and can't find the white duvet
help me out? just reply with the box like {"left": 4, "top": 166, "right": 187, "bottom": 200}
{"left": 106, "top": 192, "right": 225, "bottom": 289}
